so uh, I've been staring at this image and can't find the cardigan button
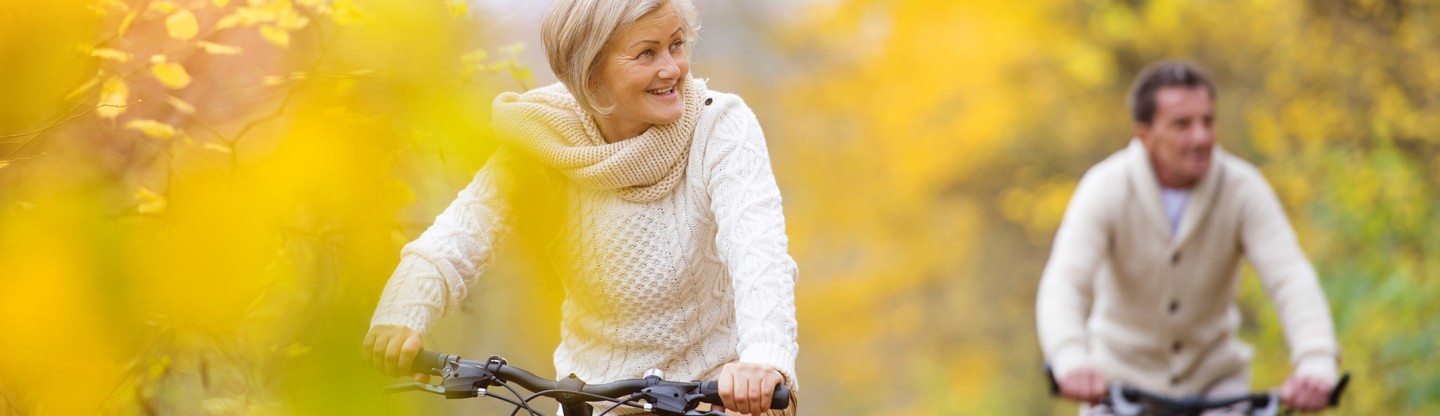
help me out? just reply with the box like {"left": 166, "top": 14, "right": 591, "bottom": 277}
{"left": 1172, "top": 341, "right": 1182, "bottom": 353}
{"left": 1171, "top": 375, "right": 1181, "bottom": 385}
{"left": 1169, "top": 300, "right": 1179, "bottom": 313}
{"left": 1171, "top": 253, "right": 1181, "bottom": 265}
{"left": 704, "top": 97, "right": 713, "bottom": 105}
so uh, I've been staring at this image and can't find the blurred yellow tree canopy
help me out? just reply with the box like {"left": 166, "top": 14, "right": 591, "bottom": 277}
{"left": 1, "top": 0, "right": 1436, "bottom": 414}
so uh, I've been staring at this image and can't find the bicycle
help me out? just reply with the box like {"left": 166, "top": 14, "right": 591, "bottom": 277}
{"left": 1045, "top": 367, "right": 1350, "bottom": 416}
{"left": 384, "top": 350, "right": 791, "bottom": 416}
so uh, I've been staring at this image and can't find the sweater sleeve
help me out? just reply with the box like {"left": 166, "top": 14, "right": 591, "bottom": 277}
{"left": 1238, "top": 170, "right": 1340, "bottom": 383}
{"left": 369, "top": 149, "right": 518, "bottom": 335}
{"left": 702, "top": 99, "right": 801, "bottom": 389}
{"left": 1036, "top": 165, "right": 1114, "bottom": 378}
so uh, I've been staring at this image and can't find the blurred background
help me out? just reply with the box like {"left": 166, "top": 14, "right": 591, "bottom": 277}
{"left": 1, "top": 0, "right": 1436, "bottom": 414}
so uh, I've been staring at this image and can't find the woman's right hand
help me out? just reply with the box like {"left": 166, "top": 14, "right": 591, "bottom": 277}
{"left": 362, "top": 324, "right": 426, "bottom": 380}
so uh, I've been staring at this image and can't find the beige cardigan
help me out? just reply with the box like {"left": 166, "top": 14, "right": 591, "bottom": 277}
{"left": 1036, "top": 139, "right": 1339, "bottom": 396}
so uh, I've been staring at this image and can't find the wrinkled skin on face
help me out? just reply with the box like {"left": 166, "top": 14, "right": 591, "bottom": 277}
{"left": 592, "top": 3, "right": 690, "bottom": 142}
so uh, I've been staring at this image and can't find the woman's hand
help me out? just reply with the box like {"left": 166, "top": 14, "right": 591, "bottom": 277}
{"left": 713, "top": 362, "right": 784, "bottom": 415}
{"left": 1280, "top": 374, "right": 1333, "bottom": 412}
{"left": 361, "top": 324, "right": 427, "bottom": 381}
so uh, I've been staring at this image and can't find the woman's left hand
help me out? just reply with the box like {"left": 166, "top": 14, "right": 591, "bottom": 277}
{"left": 714, "top": 362, "right": 784, "bottom": 415}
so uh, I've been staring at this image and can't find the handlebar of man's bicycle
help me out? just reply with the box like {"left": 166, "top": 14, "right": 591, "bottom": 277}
{"left": 391, "top": 349, "right": 789, "bottom": 415}
{"left": 1044, "top": 366, "right": 1350, "bottom": 415}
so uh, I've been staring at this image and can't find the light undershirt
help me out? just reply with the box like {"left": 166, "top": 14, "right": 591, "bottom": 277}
{"left": 1160, "top": 187, "right": 1191, "bottom": 236}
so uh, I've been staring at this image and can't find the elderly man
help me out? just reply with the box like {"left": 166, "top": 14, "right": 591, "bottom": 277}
{"left": 1036, "top": 61, "right": 1340, "bottom": 414}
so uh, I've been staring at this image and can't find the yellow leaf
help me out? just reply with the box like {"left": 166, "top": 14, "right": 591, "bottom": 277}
{"left": 165, "top": 9, "right": 198, "bottom": 40}
{"left": 296, "top": 0, "right": 321, "bottom": 7}
{"left": 263, "top": 0, "right": 295, "bottom": 16}
{"left": 151, "top": 61, "right": 192, "bottom": 89}
{"left": 332, "top": 0, "right": 362, "bottom": 25}
{"left": 0, "top": 161, "right": 9, "bottom": 170}
{"left": 214, "top": 14, "right": 243, "bottom": 30}
{"left": 446, "top": 0, "right": 467, "bottom": 17}
{"left": 135, "top": 187, "right": 168, "bottom": 214}
{"left": 197, "top": 41, "right": 243, "bottom": 55}
{"left": 65, "top": 76, "right": 100, "bottom": 101}
{"left": 165, "top": 95, "right": 196, "bottom": 114}
{"left": 237, "top": 6, "right": 277, "bottom": 23}
{"left": 213, "top": 0, "right": 231, "bottom": 6}
{"left": 260, "top": 25, "right": 289, "bottom": 48}
{"left": 97, "top": 78, "right": 129, "bottom": 119}
{"left": 99, "top": 0, "right": 129, "bottom": 13}
{"left": 203, "top": 143, "right": 232, "bottom": 154}
{"left": 499, "top": 42, "right": 524, "bottom": 56}
{"left": 277, "top": 13, "right": 308, "bottom": 30}
{"left": 90, "top": 47, "right": 131, "bottom": 63}
{"left": 285, "top": 343, "right": 310, "bottom": 357}
{"left": 146, "top": 355, "right": 172, "bottom": 380}
{"left": 124, "top": 119, "right": 177, "bottom": 139}
{"left": 461, "top": 49, "right": 487, "bottom": 66}
{"left": 118, "top": 11, "right": 137, "bottom": 35}
{"left": 148, "top": 1, "right": 177, "bottom": 14}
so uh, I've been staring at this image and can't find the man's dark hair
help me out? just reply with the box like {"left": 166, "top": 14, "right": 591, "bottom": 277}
{"left": 1128, "top": 60, "right": 1217, "bottom": 125}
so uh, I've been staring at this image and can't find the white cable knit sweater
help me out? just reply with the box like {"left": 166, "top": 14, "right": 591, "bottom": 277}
{"left": 369, "top": 81, "right": 801, "bottom": 396}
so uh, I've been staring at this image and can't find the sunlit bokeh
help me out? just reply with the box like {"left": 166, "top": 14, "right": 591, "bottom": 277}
{"left": 1, "top": 0, "right": 1436, "bottom": 414}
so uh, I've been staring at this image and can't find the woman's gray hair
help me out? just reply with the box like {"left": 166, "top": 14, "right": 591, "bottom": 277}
{"left": 541, "top": 0, "right": 700, "bottom": 116}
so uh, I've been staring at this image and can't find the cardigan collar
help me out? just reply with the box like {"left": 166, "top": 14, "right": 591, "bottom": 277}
{"left": 1124, "top": 138, "right": 1226, "bottom": 248}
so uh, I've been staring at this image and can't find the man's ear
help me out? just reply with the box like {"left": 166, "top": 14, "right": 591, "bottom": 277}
{"left": 1133, "top": 122, "right": 1150, "bottom": 145}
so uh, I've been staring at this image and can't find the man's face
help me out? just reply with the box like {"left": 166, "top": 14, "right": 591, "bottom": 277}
{"left": 1136, "top": 86, "right": 1215, "bottom": 188}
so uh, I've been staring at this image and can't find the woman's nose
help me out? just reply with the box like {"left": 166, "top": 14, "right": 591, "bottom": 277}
{"left": 656, "top": 52, "right": 680, "bottom": 80}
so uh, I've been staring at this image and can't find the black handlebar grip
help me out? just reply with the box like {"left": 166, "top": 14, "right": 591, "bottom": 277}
{"left": 698, "top": 380, "right": 790, "bottom": 410}
{"left": 410, "top": 349, "right": 449, "bottom": 375}
{"left": 1328, "top": 373, "right": 1351, "bottom": 407}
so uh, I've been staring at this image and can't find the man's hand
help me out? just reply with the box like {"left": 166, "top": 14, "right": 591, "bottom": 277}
{"left": 712, "top": 362, "right": 784, "bottom": 415}
{"left": 1281, "top": 374, "right": 1333, "bottom": 412}
{"left": 1057, "top": 366, "right": 1107, "bottom": 404}
{"left": 362, "top": 324, "right": 428, "bottom": 382}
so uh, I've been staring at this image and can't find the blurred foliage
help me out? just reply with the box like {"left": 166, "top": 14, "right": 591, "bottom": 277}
{"left": 1, "top": 0, "right": 1436, "bottom": 415}
{"left": 0, "top": 0, "right": 533, "bottom": 414}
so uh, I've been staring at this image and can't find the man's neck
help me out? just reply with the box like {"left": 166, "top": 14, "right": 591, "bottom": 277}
{"left": 1149, "top": 157, "right": 1198, "bottom": 189}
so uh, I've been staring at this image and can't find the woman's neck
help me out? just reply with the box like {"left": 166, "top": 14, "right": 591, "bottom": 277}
{"left": 594, "top": 115, "right": 652, "bottom": 144}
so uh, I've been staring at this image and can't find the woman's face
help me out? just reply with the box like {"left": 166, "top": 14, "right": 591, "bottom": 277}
{"left": 592, "top": 3, "right": 689, "bottom": 139}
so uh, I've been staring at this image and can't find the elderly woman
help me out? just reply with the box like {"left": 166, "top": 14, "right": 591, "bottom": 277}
{"left": 361, "top": 0, "right": 799, "bottom": 414}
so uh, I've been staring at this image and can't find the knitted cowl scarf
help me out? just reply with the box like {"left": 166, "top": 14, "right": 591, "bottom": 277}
{"left": 491, "top": 77, "right": 707, "bottom": 203}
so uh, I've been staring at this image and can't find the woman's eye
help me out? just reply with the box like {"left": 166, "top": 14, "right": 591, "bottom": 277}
{"left": 637, "top": 50, "right": 653, "bottom": 59}
{"left": 670, "top": 39, "right": 684, "bottom": 49}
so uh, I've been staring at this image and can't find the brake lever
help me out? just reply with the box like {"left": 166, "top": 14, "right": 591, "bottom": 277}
{"left": 1108, "top": 384, "right": 1143, "bottom": 416}
{"left": 1258, "top": 391, "right": 1280, "bottom": 416}
{"left": 383, "top": 381, "right": 446, "bottom": 395}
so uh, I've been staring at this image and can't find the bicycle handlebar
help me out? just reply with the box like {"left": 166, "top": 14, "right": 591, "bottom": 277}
{"left": 408, "top": 349, "right": 790, "bottom": 413}
{"left": 1044, "top": 366, "right": 1350, "bottom": 415}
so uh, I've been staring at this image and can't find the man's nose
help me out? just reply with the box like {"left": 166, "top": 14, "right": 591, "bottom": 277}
{"left": 1188, "top": 123, "right": 1214, "bottom": 145}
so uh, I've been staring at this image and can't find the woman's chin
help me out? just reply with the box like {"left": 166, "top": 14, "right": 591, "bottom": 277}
{"left": 647, "top": 107, "right": 684, "bottom": 125}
